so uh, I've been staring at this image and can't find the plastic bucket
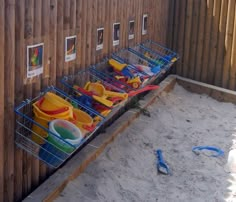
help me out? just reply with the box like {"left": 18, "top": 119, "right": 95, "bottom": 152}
{"left": 49, "top": 119, "right": 83, "bottom": 149}
{"left": 72, "top": 108, "right": 94, "bottom": 132}
{"left": 39, "top": 92, "right": 73, "bottom": 113}
{"left": 32, "top": 103, "right": 74, "bottom": 144}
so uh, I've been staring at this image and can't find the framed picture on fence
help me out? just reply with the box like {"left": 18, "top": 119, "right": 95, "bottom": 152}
{"left": 128, "top": 20, "right": 135, "bottom": 40}
{"left": 142, "top": 14, "right": 148, "bottom": 35}
{"left": 27, "top": 43, "right": 44, "bottom": 78}
{"left": 96, "top": 28, "right": 104, "bottom": 51}
{"left": 65, "top": 35, "right": 77, "bottom": 62}
{"left": 113, "top": 22, "right": 120, "bottom": 46}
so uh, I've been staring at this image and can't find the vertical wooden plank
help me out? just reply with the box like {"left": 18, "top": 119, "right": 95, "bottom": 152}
{"left": 101, "top": 0, "right": 106, "bottom": 58}
{"left": 194, "top": 0, "right": 207, "bottom": 81}
{"left": 23, "top": 0, "right": 34, "bottom": 196}
{"left": 214, "top": 0, "right": 229, "bottom": 87}
{"left": 49, "top": 0, "right": 58, "bottom": 85}
{"left": 0, "top": 0, "right": 4, "bottom": 201}
{"left": 207, "top": 0, "right": 222, "bottom": 84}
{"left": 176, "top": 0, "right": 187, "bottom": 75}
{"left": 30, "top": 0, "right": 42, "bottom": 190}
{"left": 187, "top": 0, "right": 201, "bottom": 79}
{"left": 104, "top": 0, "right": 111, "bottom": 55}
{"left": 68, "top": 0, "right": 76, "bottom": 75}
{"left": 231, "top": 2, "right": 236, "bottom": 90}
{"left": 85, "top": 0, "right": 92, "bottom": 67}
{"left": 63, "top": 0, "right": 70, "bottom": 75}
{"left": 42, "top": 0, "right": 51, "bottom": 87}
{"left": 167, "top": 0, "right": 175, "bottom": 48}
{"left": 56, "top": 0, "right": 64, "bottom": 86}
{"left": 222, "top": 0, "right": 235, "bottom": 89}
{"left": 75, "top": 0, "right": 82, "bottom": 72}
{"left": 90, "top": 0, "right": 97, "bottom": 65}
{"left": 228, "top": 0, "right": 236, "bottom": 90}
{"left": 4, "top": 0, "right": 15, "bottom": 201}
{"left": 80, "top": 0, "right": 88, "bottom": 69}
{"left": 14, "top": 0, "right": 25, "bottom": 200}
{"left": 200, "top": 0, "right": 214, "bottom": 83}
{"left": 182, "top": 0, "right": 194, "bottom": 78}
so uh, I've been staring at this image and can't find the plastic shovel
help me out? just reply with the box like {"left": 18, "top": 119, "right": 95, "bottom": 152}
{"left": 128, "top": 85, "right": 159, "bottom": 97}
{"left": 74, "top": 85, "right": 114, "bottom": 108}
{"left": 156, "top": 150, "right": 170, "bottom": 175}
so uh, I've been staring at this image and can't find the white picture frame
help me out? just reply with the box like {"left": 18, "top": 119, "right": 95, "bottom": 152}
{"left": 113, "top": 22, "right": 120, "bottom": 46}
{"left": 27, "top": 43, "right": 44, "bottom": 78}
{"left": 65, "top": 35, "right": 77, "bottom": 62}
{"left": 96, "top": 27, "right": 104, "bottom": 51}
{"left": 142, "top": 14, "right": 148, "bottom": 35}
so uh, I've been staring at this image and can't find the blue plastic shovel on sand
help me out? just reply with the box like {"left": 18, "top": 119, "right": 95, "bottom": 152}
{"left": 192, "top": 146, "right": 224, "bottom": 157}
{"left": 156, "top": 150, "right": 170, "bottom": 175}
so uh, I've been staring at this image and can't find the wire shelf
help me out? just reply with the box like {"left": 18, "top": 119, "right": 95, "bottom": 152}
{"left": 93, "top": 57, "right": 153, "bottom": 91}
{"left": 15, "top": 86, "right": 105, "bottom": 168}
{"left": 140, "top": 40, "right": 179, "bottom": 69}
{"left": 112, "top": 48, "right": 162, "bottom": 77}
{"left": 61, "top": 68, "right": 129, "bottom": 118}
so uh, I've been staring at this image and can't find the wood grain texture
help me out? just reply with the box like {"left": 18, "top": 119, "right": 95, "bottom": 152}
{"left": 0, "top": 1, "right": 4, "bottom": 202}
{"left": 4, "top": 0, "right": 15, "bottom": 201}
{"left": 172, "top": 0, "right": 236, "bottom": 90}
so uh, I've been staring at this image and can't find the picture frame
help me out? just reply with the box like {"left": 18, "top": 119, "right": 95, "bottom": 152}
{"left": 142, "top": 14, "right": 148, "bottom": 35}
{"left": 113, "top": 22, "right": 120, "bottom": 46}
{"left": 96, "top": 27, "right": 104, "bottom": 51}
{"left": 65, "top": 35, "right": 77, "bottom": 62}
{"left": 128, "top": 20, "right": 135, "bottom": 40}
{"left": 27, "top": 43, "right": 44, "bottom": 78}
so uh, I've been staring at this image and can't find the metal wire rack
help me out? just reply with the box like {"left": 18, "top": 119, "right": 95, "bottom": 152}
{"left": 61, "top": 68, "right": 129, "bottom": 119}
{"left": 112, "top": 48, "right": 162, "bottom": 77}
{"left": 15, "top": 86, "right": 104, "bottom": 168}
{"left": 140, "top": 40, "right": 179, "bottom": 69}
{"left": 92, "top": 57, "right": 153, "bottom": 91}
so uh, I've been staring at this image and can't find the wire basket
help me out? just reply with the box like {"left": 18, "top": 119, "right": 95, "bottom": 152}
{"left": 93, "top": 57, "right": 153, "bottom": 91}
{"left": 140, "top": 40, "right": 179, "bottom": 70}
{"left": 61, "top": 68, "right": 129, "bottom": 118}
{"left": 15, "top": 86, "right": 105, "bottom": 168}
{"left": 112, "top": 48, "right": 162, "bottom": 77}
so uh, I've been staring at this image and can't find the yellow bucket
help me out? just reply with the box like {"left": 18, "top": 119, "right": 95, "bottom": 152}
{"left": 72, "top": 108, "right": 94, "bottom": 133}
{"left": 37, "top": 92, "right": 73, "bottom": 117}
{"left": 32, "top": 94, "right": 74, "bottom": 144}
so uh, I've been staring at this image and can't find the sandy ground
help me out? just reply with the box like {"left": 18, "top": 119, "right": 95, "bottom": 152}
{"left": 55, "top": 84, "right": 236, "bottom": 202}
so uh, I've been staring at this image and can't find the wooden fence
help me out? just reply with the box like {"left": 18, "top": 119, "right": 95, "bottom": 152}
{"left": 0, "top": 0, "right": 172, "bottom": 201}
{"left": 169, "top": 0, "right": 236, "bottom": 90}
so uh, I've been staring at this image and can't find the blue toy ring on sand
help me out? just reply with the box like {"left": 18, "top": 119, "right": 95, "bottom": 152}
{"left": 192, "top": 146, "right": 224, "bottom": 157}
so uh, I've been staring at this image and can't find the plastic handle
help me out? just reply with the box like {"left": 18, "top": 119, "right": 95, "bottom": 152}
{"left": 128, "top": 85, "right": 159, "bottom": 97}
{"left": 156, "top": 149, "right": 164, "bottom": 163}
{"left": 192, "top": 146, "right": 224, "bottom": 157}
{"left": 83, "top": 124, "right": 96, "bottom": 132}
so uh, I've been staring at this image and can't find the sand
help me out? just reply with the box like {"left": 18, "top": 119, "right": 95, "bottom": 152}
{"left": 55, "top": 84, "right": 236, "bottom": 202}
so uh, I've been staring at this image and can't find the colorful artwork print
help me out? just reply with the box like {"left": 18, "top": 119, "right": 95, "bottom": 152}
{"left": 113, "top": 23, "right": 120, "bottom": 46}
{"left": 142, "top": 14, "right": 148, "bottom": 35}
{"left": 27, "top": 43, "right": 44, "bottom": 78}
{"left": 65, "top": 36, "right": 76, "bottom": 62}
{"left": 96, "top": 28, "right": 104, "bottom": 51}
{"left": 129, "top": 20, "right": 135, "bottom": 40}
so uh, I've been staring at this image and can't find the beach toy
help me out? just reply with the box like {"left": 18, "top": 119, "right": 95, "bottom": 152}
{"left": 156, "top": 150, "right": 170, "bottom": 175}
{"left": 74, "top": 82, "right": 128, "bottom": 107}
{"left": 72, "top": 108, "right": 95, "bottom": 133}
{"left": 128, "top": 85, "right": 159, "bottom": 97}
{"left": 32, "top": 98, "right": 74, "bottom": 144}
{"left": 38, "top": 92, "right": 73, "bottom": 117}
{"left": 192, "top": 146, "right": 224, "bottom": 157}
{"left": 49, "top": 119, "right": 83, "bottom": 148}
